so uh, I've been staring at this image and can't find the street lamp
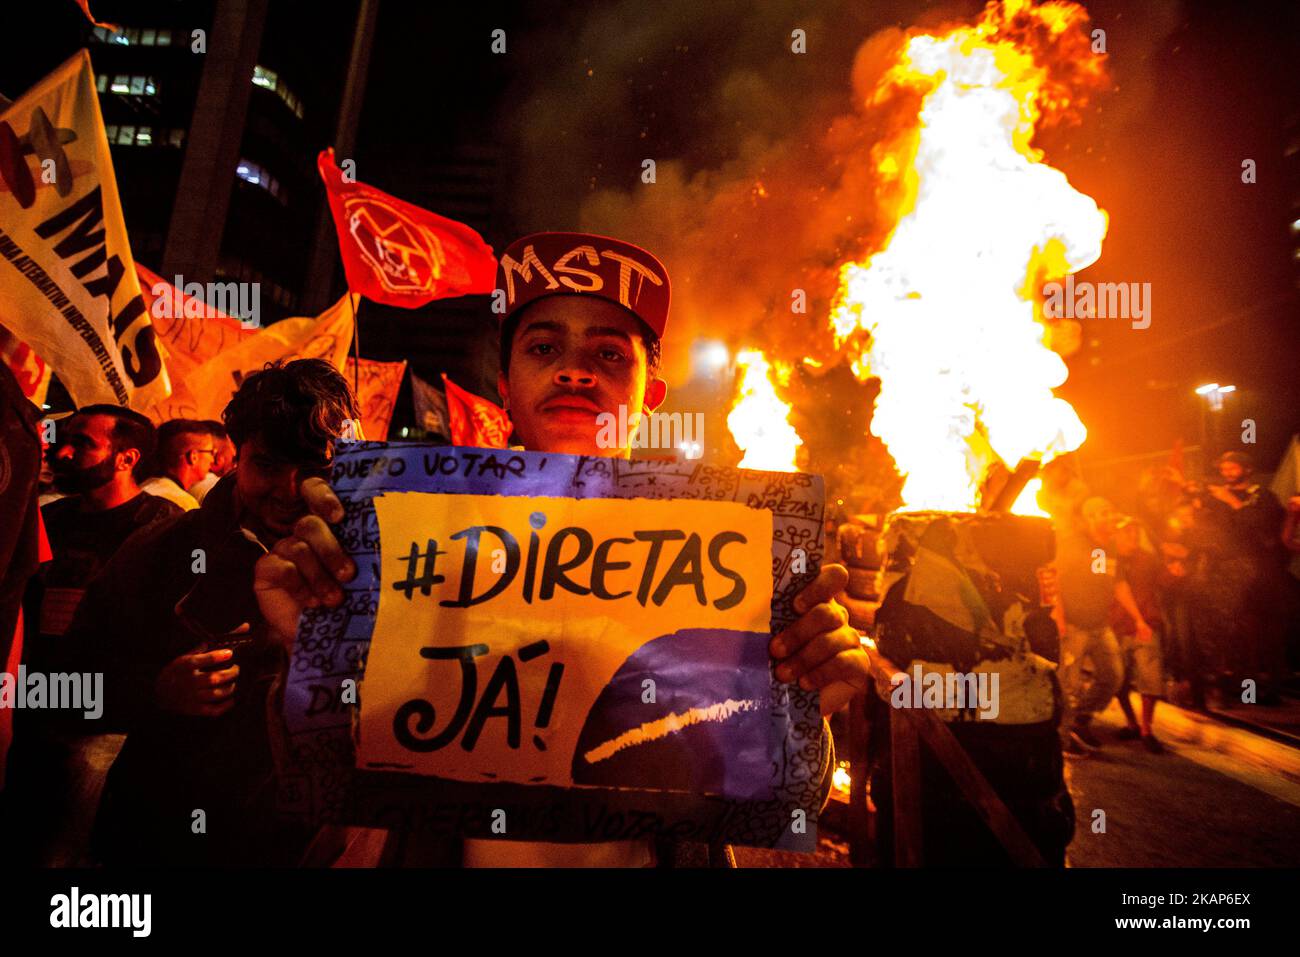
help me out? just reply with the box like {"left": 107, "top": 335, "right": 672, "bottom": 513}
{"left": 1194, "top": 383, "right": 1236, "bottom": 468}
{"left": 1195, "top": 382, "right": 1235, "bottom": 412}
{"left": 692, "top": 340, "right": 731, "bottom": 378}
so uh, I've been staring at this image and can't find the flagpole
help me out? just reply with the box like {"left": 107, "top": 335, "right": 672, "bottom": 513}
{"left": 349, "top": 290, "right": 361, "bottom": 397}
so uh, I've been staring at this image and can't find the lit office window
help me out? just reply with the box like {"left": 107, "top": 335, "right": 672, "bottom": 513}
{"left": 236, "top": 159, "right": 262, "bottom": 185}
{"left": 135, "top": 127, "right": 153, "bottom": 146}
{"left": 108, "top": 75, "right": 159, "bottom": 99}
{"left": 96, "top": 73, "right": 107, "bottom": 92}
{"left": 105, "top": 124, "right": 118, "bottom": 141}
{"left": 117, "top": 126, "right": 135, "bottom": 146}
{"left": 168, "top": 128, "right": 185, "bottom": 148}
{"left": 252, "top": 66, "right": 277, "bottom": 90}
{"left": 252, "top": 65, "right": 304, "bottom": 119}
{"left": 235, "top": 158, "right": 288, "bottom": 203}
{"left": 93, "top": 25, "right": 176, "bottom": 48}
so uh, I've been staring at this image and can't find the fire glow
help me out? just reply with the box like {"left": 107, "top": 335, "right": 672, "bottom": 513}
{"left": 728, "top": 349, "right": 803, "bottom": 472}
{"left": 729, "top": 0, "right": 1107, "bottom": 514}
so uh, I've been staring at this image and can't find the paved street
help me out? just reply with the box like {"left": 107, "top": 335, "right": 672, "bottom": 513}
{"left": 1066, "top": 700, "right": 1300, "bottom": 867}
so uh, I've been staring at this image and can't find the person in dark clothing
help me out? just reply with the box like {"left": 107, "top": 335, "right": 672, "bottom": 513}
{"left": 1055, "top": 497, "right": 1154, "bottom": 755}
{"left": 1110, "top": 518, "right": 1168, "bottom": 752}
{"left": 0, "top": 363, "right": 45, "bottom": 791}
{"left": 25, "top": 405, "right": 179, "bottom": 658}
{"left": 66, "top": 359, "right": 359, "bottom": 866}
{"left": 1202, "top": 451, "right": 1289, "bottom": 704}
{"left": 3, "top": 404, "right": 179, "bottom": 866}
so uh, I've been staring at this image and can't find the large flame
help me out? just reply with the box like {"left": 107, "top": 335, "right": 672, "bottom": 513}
{"left": 728, "top": 349, "right": 803, "bottom": 471}
{"left": 830, "top": 0, "right": 1107, "bottom": 512}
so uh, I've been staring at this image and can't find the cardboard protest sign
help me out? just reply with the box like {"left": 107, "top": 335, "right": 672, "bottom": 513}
{"left": 280, "top": 443, "right": 828, "bottom": 851}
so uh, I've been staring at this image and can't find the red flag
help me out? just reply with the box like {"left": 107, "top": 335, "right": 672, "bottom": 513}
{"left": 72, "top": 1, "right": 119, "bottom": 31}
{"left": 442, "top": 374, "right": 512, "bottom": 449}
{"left": 317, "top": 148, "right": 496, "bottom": 308}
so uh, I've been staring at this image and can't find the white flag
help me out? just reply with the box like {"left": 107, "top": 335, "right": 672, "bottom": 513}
{"left": 0, "top": 51, "right": 170, "bottom": 410}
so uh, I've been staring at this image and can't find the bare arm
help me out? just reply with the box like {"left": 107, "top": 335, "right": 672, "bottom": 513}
{"left": 1114, "top": 580, "right": 1153, "bottom": 642}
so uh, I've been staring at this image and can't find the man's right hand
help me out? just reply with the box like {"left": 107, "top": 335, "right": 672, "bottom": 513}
{"left": 253, "top": 476, "right": 356, "bottom": 643}
{"left": 156, "top": 648, "right": 239, "bottom": 717}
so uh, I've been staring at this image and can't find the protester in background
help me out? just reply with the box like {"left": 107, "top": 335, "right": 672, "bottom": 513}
{"left": 6, "top": 404, "right": 180, "bottom": 865}
{"left": 1284, "top": 496, "right": 1300, "bottom": 556}
{"left": 1282, "top": 496, "right": 1300, "bottom": 673}
{"left": 140, "top": 419, "right": 216, "bottom": 511}
{"left": 36, "top": 439, "right": 64, "bottom": 507}
{"left": 1055, "top": 497, "right": 1154, "bottom": 756}
{"left": 71, "top": 359, "right": 358, "bottom": 866}
{"left": 0, "top": 363, "right": 46, "bottom": 792}
{"left": 187, "top": 420, "right": 236, "bottom": 504}
{"left": 1110, "top": 517, "right": 1167, "bottom": 753}
{"left": 25, "top": 405, "right": 180, "bottom": 657}
{"left": 1202, "top": 451, "right": 1288, "bottom": 705}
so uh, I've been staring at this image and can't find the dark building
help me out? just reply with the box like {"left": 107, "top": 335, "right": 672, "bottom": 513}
{"left": 84, "top": 0, "right": 357, "bottom": 323}
{"left": 5, "top": 1, "right": 519, "bottom": 431}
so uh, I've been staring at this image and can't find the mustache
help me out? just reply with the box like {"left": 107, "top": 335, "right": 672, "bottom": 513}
{"left": 539, "top": 389, "right": 603, "bottom": 411}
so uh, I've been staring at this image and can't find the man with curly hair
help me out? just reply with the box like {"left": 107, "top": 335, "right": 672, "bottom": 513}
{"left": 60, "top": 359, "right": 359, "bottom": 866}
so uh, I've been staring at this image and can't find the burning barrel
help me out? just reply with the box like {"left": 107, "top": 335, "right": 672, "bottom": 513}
{"left": 867, "top": 508, "right": 1074, "bottom": 866}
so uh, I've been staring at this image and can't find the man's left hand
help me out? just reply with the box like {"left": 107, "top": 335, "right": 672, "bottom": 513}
{"left": 770, "top": 563, "right": 871, "bottom": 716}
{"left": 1135, "top": 619, "right": 1154, "bottom": 645}
{"left": 254, "top": 477, "right": 356, "bottom": 642}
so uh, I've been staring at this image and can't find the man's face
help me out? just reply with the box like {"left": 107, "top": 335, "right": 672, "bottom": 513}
{"left": 212, "top": 436, "right": 236, "bottom": 475}
{"left": 233, "top": 435, "right": 332, "bottom": 540}
{"left": 1218, "top": 461, "right": 1245, "bottom": 485}
{"left": 50, "top": 413, "right": 126, "bottom": 494}
{"left": 178, "top": 432, "right": 217, "bottom": 481}
{"left": 498, "top": 296, "right": 666, "bottom": 456}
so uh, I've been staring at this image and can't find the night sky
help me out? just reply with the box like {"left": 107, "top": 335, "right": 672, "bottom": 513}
{"left": 357, "top": 0, "right": 1299, "bottom": 483}
{"left": 6, "top": 0, "right": 1299, "bottom": 489}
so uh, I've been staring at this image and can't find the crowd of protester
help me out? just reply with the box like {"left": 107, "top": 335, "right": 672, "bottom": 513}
{"left": 0, "top": 359, "right": 357, "bottom": 866}
{"left": 3, "top": 229, "right": 878, "bottom": 869}
{"left": 1042, "top": 450, "right": 1300, "bottom": 759}
{"left": 2, "top": 349, "right": 1297, "bottom": 864}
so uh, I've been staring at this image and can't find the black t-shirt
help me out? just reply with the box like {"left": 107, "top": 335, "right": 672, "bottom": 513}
{"left": 1209, "top": 484, "right": 1285, "bottom": 566}
{"left": 1055, "top": 529, "right": 1126, "bottom": 630}
{"left": 28, "top": 492, "right": 181, "bottom": 648}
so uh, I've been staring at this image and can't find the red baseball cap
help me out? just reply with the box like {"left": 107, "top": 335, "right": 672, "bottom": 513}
{"left": 496, "top": 231, "right": 670, "bottom": 338}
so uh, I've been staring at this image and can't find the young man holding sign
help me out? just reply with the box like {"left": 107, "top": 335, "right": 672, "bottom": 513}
{"left": 255, "top": 233, "right": 872, "bottom": 865}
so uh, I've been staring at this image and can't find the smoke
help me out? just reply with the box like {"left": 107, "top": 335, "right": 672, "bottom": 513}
{"left": 503, "top": 0, "right": 1182, "bottom": 386}
{"left": 502, "top": 0, "right": 958, "bottom": 379}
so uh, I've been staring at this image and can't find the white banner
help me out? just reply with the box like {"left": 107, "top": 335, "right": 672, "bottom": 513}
{"left": 0, "top": 50, "right": 169, "bottom": 410}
